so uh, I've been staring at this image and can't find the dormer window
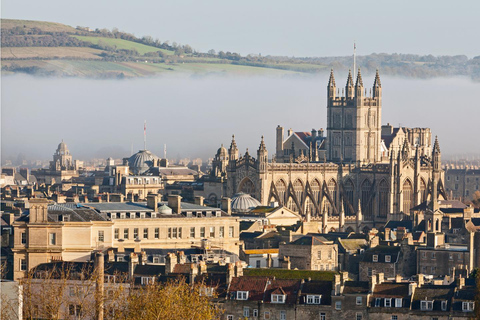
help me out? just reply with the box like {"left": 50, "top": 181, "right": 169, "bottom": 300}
{"left": 441, "top": 300, "right": 448, "bottom": 311}
{"left": 306, "top": 295, "right": 321, "bottom": 304}
{"left": 130, "top": 213, "right": 135, "bottom": 219}
{"left": 62, "top": 215, "right": 70, "bottom": 222}
{"left": 375, "top": 298, "right": 381, "bottom": 307}
{"left": 420, "top": 300, "right": 433, "bottom": 311}
{"left": 111, "top": 213, "right": 117, "bottom": 219}
{"left": 462, "top": 301, "right": 474, "bottom": 312}
{"left": 271, "top": 294, "right": 286, "bottom": 304}
{"left": 385, "top": 255, "right": 391, "bottom": 263}
{"left": 140, "top": 212, "right": 145, "bottom": 219}
{"left": 120, "top": 213, "right": 126, "bottom": 219}
{"left": 372, "top": 255, "right": 378, "bottom": 262}
{"left": 384, "top": 298, "right": 392, "bottom": 307}
{"left": 151, "top": 213, "right": 157, "bottom": 218}
{"left": 395, "top": 298, "right": 402, "bottom": 308}
{"left": 237, "top": 291, "right": 248, "bottom": 300}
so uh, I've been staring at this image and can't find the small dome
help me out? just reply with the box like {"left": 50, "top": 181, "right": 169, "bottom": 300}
{"left": 158, "top": 204, "right": 172, "bottom": 215}
{"left": 57, "top": 141, "right": 68, "bottom": 151}
{"left": 128, "top": 150, "right": 160, "bottom": 175}
{"left": 217, "top": 144, "right": 227, "bottom": 157}
{"left": 231, "top": 193, "right": 261, "bottom": 213}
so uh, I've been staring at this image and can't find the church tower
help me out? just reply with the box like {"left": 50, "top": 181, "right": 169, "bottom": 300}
{"left": 327, "top": 69, "right": 382, "bottom": 164}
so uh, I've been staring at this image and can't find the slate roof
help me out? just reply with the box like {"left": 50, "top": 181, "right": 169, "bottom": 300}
{"left": 362, "top": 245, "right": 401, "bottom": 263}
{"left": 411, "top": 284, "right": 455, "bottom": 311}
{"left": 343, "top": 281, "right": 370, "bottom": 294}
{"left": 264, "top": 279, "right": 302, "bottom": 304}
{"left": 385, "top": 220, "right": 413, "bottom": 231}
{"left": 299, "top": 280, "right": 332, "bottom": 305}
{"left": 228, "top": 276, "right": 270, "bottom": 301}
{"left": 372, "top": 283, "right": 410, "bottom": 298}
{"left": 291, "top": 235, "right": 330, "bottom": 246}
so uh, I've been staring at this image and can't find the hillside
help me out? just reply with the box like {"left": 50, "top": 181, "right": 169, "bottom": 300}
{"left": 2, "top": 19, "right": 480, "bottom": 80}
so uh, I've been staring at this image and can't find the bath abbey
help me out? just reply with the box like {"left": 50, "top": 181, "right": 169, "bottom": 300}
{"left": 213, "top": 69, "right": 447, "bottom": 231}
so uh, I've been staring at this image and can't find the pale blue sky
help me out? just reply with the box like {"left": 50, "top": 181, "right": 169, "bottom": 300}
{"left": 2, "top": 0, "right": 479, "bottom": 57}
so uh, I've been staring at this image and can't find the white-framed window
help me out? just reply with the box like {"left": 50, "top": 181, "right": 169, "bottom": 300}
{"left": 243, "top": 307, "right": 250, "bottom": 317}
{"left": 385, "top": 298, "right": 391, "bottom": 307}
{"left": 356, "top": 313, "right": 362, "bottom": 320}
{"left": 98, "top": 230, "right": 104, "bottom": 242}
{"left": 306, "top": 295, "right": 321, "bottom": 304}
{"left": 209, "top": 226, "right": 215, "bottom": 237}
{"left": 253, "top": 309, "right": 258, "bottom": 317}
{"left": 237, "top": 291, "right": 248, "bottom": 300}
{"left": 114, "top": 228, "right": 119, "bottom": 239}
{"left": 395, "top": 298, "right": 402, "bottom": 307}
{"left": 117, "top": 255, "right": 125, "bottom": 262}
{"left": 140, "top": 212, "right": 146, "bottom": 219}
{"left": 219, "top": 226, "right": 224, "bottom": 238}
{"left": 133, "top": 228, "right": 139, "bottom": 239}
{"left": 151, "top": 212, "right": 157, "bottom": 218}
{"left": 111, "top": 213, "right": 117, "bottom": 219}
{"left": 375, "top": 298, "right": 381, "bottom": 307}
{"left": 421, "top": 300, "right": 433, "bottom": 311}
{"left": 141, "top": 277, "right": 155, "bottom": 285}
{"left": 264, "top": 311, "right": 270, "bottom": 319}
{"left": 385, "top": 255, "right": 391, "bottom": 262}
{"left": 229, "top": 226, "right": 234, "bottom": 237}
{"left": 372, "top": 255, "right": 378, "bottom": 262}
{"left": 280, "top": 310, "right": 286, "bottom": 320}
{"left": 124, "top": 229, "right": 129, "bottom": 239}
{"left": 200, "top": 227, "right": 205, "bottom": 238}
{"left": 190, "top": 227, "right": 195, "bottom": 238}
{"left": 335, "top": 301, "right": 342, "bottom": 310}
{"left": 153, "top": 257, "right": 160, "bottom": 264}
{"left": 120, "top": 212, "right": 126, "bottom": 219}
{"left": 49, "top": 233, "right": 56, "bottom": 245}
{"left": 272, "top": 294, "right": 286, "bottom": 303}
{"left": 356, "top": 296, "right": 362, "bottom": 305}
{"left": 462, "top": 301, "right": 474, "bottom": 312}
{"left": 319, "top": 312, "right": 326, "bottom": 320}
{"left": 441, "top": 300, "right": 448, "bottom": 311}
{"left": 154, "top": 228, "right": 159, "bottom": 239}
{"left": 130, "top": 212, "right": 135, "bottom": 219}
{"left": 143, "top": 228, "right": 148, "bottom": 239}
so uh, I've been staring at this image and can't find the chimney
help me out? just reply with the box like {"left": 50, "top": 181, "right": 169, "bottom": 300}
{"left": 221, "top": 197, "right": 232, "bottom": 214}
{"left": 319, "top": 128, "right": 324, "bottom": 137}
{"left": 168, "top": 195, "right": 182, "bottom": 214}
{"left": 198, "top": 260, "right": 207, "bottom": 275}
{"left": 190, "top": 263, "right": 198, "bottom": 284}
{"left": 28, "top": 198, "right": 49, "bottom": 223}
{"left": 107, "top": 249, "right": 115, "bottom": 262}
{"left": 165, "top": 252, "right": 178, "bottom": 274}
{"left": 395, "top": 274, "right": 402, "bottom": 283}
{"left": 369, "top": 275, "right": 377, "bottom": 292}
{"left": 134, "top": 238, "right": 141, "bottom": 253}
{"left": 384, "top": 228, "right": 391, "bottom": 241}
{"left": 147, "top": 194, "right": 159, "bottom": 211}
{"left": 281, "top": 256, "right": 291, "bottom": 270}
{"left": 177, "top": 251, "right": 187, "bottom": 264}
{"left": 235, "top": 261, "right": 243, "bottom": 277}
{"left": 227, "top": 263, "right": 235, "bottom": 286}
{"left": 417, "top": 274, "right": 424, "bottom": 287}
{"left": 457, "top": 275, "right": 465, "bottom": 289}
{"left": 128, "top": 253, "right": 139, "bottom": 279}
{"left": 408, "top": 282, "right": 417, "bottom": 296}
{"left": 311, "top": 129, "right": 317, "bottom": 139}
{"left": 194, "top": 196, "right": 204, "bottom": 206}
{"left": 334, "top": 274, "right": 341, "bottom": 295}
{"left": 377, "top": 273, "right": 384, "bottom": 284}
{"left": 287, "top": 128, "right": 293, "bottom": 136}
{"left": 140, "top": 251, "right": 147, "bottom": 265}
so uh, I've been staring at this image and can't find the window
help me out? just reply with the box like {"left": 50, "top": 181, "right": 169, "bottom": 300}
{"left": 229, "top": 226, "right": 234, "bottom": 237}
{"left": 140, "top": 212, "right": 146, "bottom": 219}
{"left": 154, "top": 228, "right": 159, "bottom": 239}
{"left": 69, "top": 305, "right": 82, "bottom": 317}
{"left": 111, "top": 213, "right": 117, "bottom": 219}
{"left": 141, "top": 277, "right": 155, "bottom": 285}
{"left": 264, "top": 311, "right": 270, "bottom": 319}
{"left": 209, "top": 226, "right": 215, "bottom": 237}
{"left": 20, "top": 259, "right": 27, "bottom": 271}
{"left": 243, "top": 307, "right": 250, "bottom": 317}
{"left": 143, "top": 228, "right": 148, "bottom": 239}
{"left": 441, "top": 300, "right": 447, "bottom": 311}
{"left": 317, "top": 251, "right": 322, "bottom": 259}
{"left": 421, "top": 300, "right": 433, "bottom": 311}
{"left": 385, "top": 298, "right": 391, "bottom": 307}
{"left": 372, "top": 255, "right": 378, "bottom": 262}
{"left": 385, "top": 255, "right": 391, "bottom": 263}
{"left": 227, "top": 316, "right": 233, "bottom": 320}
{"left": 21, "top": 232, "right": 27, "bottom": 244}
{"left": 256, "top": 260, "right": 261, "bottom": 268}
{"left": 153, "top": 257, "right": 160, "bottom": 264}
{"left": 335, "top": 301, "right": 342, "bottom": 310}
{"left": 49, "top": 233, "right": 56, "bottom": 245}
{"left": 449, "top": 253, "right": 453, "bottom": 260}
{"left": 114, "top": 228, "right": 119, "bottom": 239}
{"left": 421, "top": 251, "right": 426, "bottom": 259}
{"left": 391, "top": 316, "right": 398, "bottom": 320}
{"left": 190, "top": 227, "right": 195, "bottom": 238}
{"left": 272, "top": 294, "right": 286, "bottom": 303}
{"left": 130, "top": 212, "right": 135, "bottom": 219}
{"left": 307, "top": 295, "right": 321, "bottom": 304}
{"left": 375, "top": 298, "right": 381, "bottom": 307}
{"left": 280, "top": 311, "right": 286, "bottom": 320}
{"left": 356, "top": 313, "right": 362, "bottom": 320}
{"left": 356, "top": 296, "right": 362, "bottom": 305}
{"left": 462, "top": 301, "right": 474, "bottom": 311}
{"left": 253, "top": 309, "right": 258, "bottom": 317}
{"left": 200, "top": 227, "right": 205, "bottom": 238}
{"left": 395, "top": 298, "right": 402, "bottom": 307}
{"left": 120, "top": 212, "right": 126, "bottom": 219}
{"left": 219, "top": 226, "right": 224, "bottom": 238}
{"left": 431, "top": 252, "right": 436, "bottom": 259}
{"left": 319, "top": 313, "right": 326, "bottom": 320}
{"left": 98, "top": 230, "right": 104, "bottom": 242}
{"left": 124, "top": 229, "right": 129, "bottom": 239}
{"left": 368, "top": 267, "right": 376, "bottom": 277}
{"left": 237, "top": 291, "right": 248, "bottom": 300}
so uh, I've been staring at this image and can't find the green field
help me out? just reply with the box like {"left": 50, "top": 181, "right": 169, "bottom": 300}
{"left": 1, "top": 19, "right": 78, "bottom": 33}
{"left": 73, "top": 36, "right": 174, "bottom": 56}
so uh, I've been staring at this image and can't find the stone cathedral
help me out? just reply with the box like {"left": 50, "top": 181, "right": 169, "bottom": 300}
{"left": 212, "top": 69, "right": 447, "bottom": 231}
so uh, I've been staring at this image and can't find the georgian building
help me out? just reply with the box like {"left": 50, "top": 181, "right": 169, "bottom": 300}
{"left": 219, "top": 70, "right": 446, "bottom": 230}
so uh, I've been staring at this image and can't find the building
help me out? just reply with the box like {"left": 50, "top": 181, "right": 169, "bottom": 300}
{"left": 32, "top": 141, "right": 79, "bottom": 185}
{"left": 444, "top": 164, "right": 480, "bottom": 200}
{"left": 222, "top": 70, "right": 446, "bottom": 231}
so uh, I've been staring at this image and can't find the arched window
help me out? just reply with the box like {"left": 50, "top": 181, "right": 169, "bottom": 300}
{"left": 361, "top": 179, "right": 373, "bottom": 220}
{"left": 275, "top": 180, "right": 287, "bottom": 205}
{"left": 403, "top": 179, "right": 414, "bottom": 213}
{"left": 326, "top": 179, "right": 337, "bottom": 214}
{"left": 344, "top": 179, "right": 355, "bottom": 216}
{"left": 239, "top": 178, "right": 255, "bottom": 196}
{"left": 378, "top": 180, "right": 389, "bottom": 217}
{"left": 420, "top": 178, "right": 427, "bottom": 203}
{"left": 311, "top": 179, "right": 321, "bottom": 216}
{"left": 293, "top": 180, "right": 304, "bottom": 204}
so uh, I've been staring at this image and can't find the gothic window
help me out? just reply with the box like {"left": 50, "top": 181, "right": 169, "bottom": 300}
{"left": 293, "top": 180, "right": 304, "bottom": 205}
{"left": 239, "top": 178, "right": 255, "bottom": 196}
{"left": 334, "top": 133, "right": 341, "bottom": 146}
{"left": 344, "top": 133, "right": 352, "bottom": 146}
{"left": 344, "top": 179, "right": 355, "bottom": 215}
{"left": 420, "top": 178, "right": 427, "bottom": 203}
{"left": 310, "top": 180, "right": 321, "bottom": 215}
{"left": 326, "top": 179, "right": 337, "bottom": 214}
{"left": 361, "top": 179, "right": 373, "bottom": 220}
{"left": 333, "top": 113, "right": 341, "bottom": 127}
{"left": 275, "top": 180, "right": 287, "bottom": 205}
{"left": 346, "top": 114, "right": 353, "bottom": 128}
{"left": 378, "top": 180, "right": 389, "bottom": 217}
{"left": 403, "top": 179, "right": 414, "bottom": 213}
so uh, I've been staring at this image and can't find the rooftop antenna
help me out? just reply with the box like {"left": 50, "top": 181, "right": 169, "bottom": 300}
{"left": 164, "top": 144, "right": 167, "bottom": 159}
{"left": 143, "top": 120, "right": 147, "bottom": 150}
{"left": 353, "top": 41, "right": 356, "bottom": 79}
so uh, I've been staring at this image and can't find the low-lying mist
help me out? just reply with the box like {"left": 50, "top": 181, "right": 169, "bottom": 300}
{"left": 2, "top": 73, "right": 479, "bottom": 164}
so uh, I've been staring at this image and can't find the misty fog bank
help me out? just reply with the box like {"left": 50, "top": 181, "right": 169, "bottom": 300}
{"left": 2, "top": 74, "right": 479, "bottom": 164}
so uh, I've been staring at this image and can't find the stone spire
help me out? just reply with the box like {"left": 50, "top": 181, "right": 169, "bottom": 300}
{"left": 373, "top": 69, "right": 382, "bottom": 98}
{"left": 228, "top": 134, "right": 239, "bottom": 161}
{"left": 356, "top": 198, "right": 363, "bottom": 233}
{"left": 346, "top": 69, "right": 354, "bottom": 98}
{"left": 328, "top": 69, "right": 336, "bottom": 99}
{"left": 373, "top": 69, "right": 381, "bottom": 88}
{"left": 401, "top": 138, "right": 410, "bottom": 160}
{"left": 257, "top": 136, "right": 268, "bottom": 173}
{"left": 433, "top": 136, "right": 441, "bottom": 154}
{"left": 355, "top": 68, "right": 364, "bottom": 88}
{"left": 258, "top": 135, "right": 267, "bottom": 152}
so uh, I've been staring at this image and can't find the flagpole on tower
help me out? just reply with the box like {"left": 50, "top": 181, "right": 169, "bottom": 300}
{"left": 144, "top": 120, "right": 147, "bottom": 150}
{"left": 353, "top": 41, "right": 356, "bottom": 77}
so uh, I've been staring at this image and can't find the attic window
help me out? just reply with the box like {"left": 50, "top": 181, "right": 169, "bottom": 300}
{"left": 62, "top": 215, "right": 70, "bottom": 222}
{"left": 384, "top": 298, "right": 392, "bottom": 307}
{"left": 141, "top": 277, "right": 155, "bottom": 285}
{"left": 420, "top": 300, "right": 433, "bottom": 311}
{"left": 306, "top": 295, "right": 321, "bottom": 304}
{"left": 111, "top": 213, "right": 117, "bottom": 219}
{"left": 272, "top": 294, "right": 286, "bottom": 304}
{"left": 237, "top": 291, "right": 248, "bottom": 300}
{"left": 385, "top": 255, "right": 391, "bottom": 263}
{"left": 462, "top": 302, "right": 474, "bottom": 312}
{"left": 441, "top": 300, "right": 447, "bottom": 311}
{"left": 395, "top": 298, "right": 402, "bottom": 308}
{"left": 372, "top": 255, "right": 378, "bottom": 262}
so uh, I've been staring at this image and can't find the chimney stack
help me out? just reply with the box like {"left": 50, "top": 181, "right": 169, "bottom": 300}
{"left": 194, "top": 196, "right": 204, "bottom": 206}
{"left": 168, "top": 195, "right": 182, "bottom": 214}
{"left": 221, "top": 197, "right": 232, "bottom": 214}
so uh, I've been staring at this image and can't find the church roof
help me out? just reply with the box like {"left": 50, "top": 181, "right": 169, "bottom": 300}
{"left": 128, "top": 150, "right": 160, "bottom": 175}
